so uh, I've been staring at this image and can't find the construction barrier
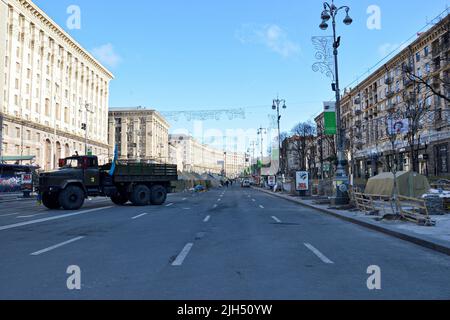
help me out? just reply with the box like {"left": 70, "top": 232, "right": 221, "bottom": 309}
{"left": 351, "top": 191, "right": 436, "bottom": 226}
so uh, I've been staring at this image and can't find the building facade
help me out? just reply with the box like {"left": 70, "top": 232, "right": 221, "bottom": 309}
{"left": 169, "top": 134, "right": 247, "bottom": 177}
{"left": 0, "top": 0, "right": 113, "bottom": 169}
{"left": 168, "top": 141, "right": 183, "bottom": 172}
{"left": 108, "top": 108, "right": 170, "bottom": 163}
{"left": 340, "top": 14, "right": 450, "bottom": 183}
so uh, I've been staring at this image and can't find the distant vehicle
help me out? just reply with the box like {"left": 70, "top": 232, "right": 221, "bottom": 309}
{"left": 38, "top": 155, "right": 178, "bottom": 210}
{"left": 242, "top": 179, "right": 251, "bottom": 188}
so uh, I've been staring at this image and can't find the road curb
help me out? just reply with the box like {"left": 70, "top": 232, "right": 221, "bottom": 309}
{"left": 253, "top": 187, "right": 450, "bottom": 257}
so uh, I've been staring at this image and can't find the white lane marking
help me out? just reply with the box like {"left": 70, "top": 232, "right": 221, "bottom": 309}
{"left": 0, "top": 212, "right": 21, "bottom": 217}
{"left": 217, "top": 199, "right": 222, "bottom": 202}
{"left": 166, "top": 203, "right": 174, "bottom": 207}
{"left": 172, "top": 243, "right": 194, "bottom": 266}
{"left": 31, "top": 237, "right": 85, "bottom": 256}
{"left": 213, "top": 204, "right": 218, "bottom": 209}
{"left": 259, "top": 205, "right": 265, "bottom": 209}
{"left": 0, "top": 206, "right": 113, "bottom": 232}
{"left": 252, "top": 199, "right": 256, "bottom": 202}
{"left": 17, "top": 215, "right": 37, "bottom": 219}
{"left": 304, "top": 243, "right": 334, "bottom": 264}
{"left": 203, "top": 215, "right": 211, "bottom": 222}
{"left": 272, "top": 216, "right": 282, "bottom": 223}
{"left": 182, "top": 198, "right": 187, "bottom": 201}
{"left": 132, "top": 213, "right": 149, "bottom": 220}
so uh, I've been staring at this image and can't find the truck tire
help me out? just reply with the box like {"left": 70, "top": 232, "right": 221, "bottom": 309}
{"left": 42, "top": 192, "right": 61, "bottom": 210}
{"left": 130, "top": 185, "right": 151, "bottom": 206}
{"left": 150, "top": 185, "right": 167, "bottom": 205}
{"left": 59, "top": 185, "right": 85, "bottom": 210}
{"left": 111, "top": 192, "right": 129, "bottom": 206}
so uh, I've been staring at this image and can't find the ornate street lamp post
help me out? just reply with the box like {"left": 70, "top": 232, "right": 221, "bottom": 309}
{"left": 318, "top": 0, "right": 353, "bottom": 205}
{"left": 272, "top": 97, "right": 287, "bottom": 175}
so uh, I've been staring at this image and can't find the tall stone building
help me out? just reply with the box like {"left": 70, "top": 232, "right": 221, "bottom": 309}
{"left": 0, "top": 0, "right": 113, "bottom": 169}
{"left": 341, "top": 14, "right": 450, "bottom": 182}
{"left": 169, "top": 134, "right": 247, "bottom": 177}
{"left": 108, "top": 108, "right": 170, "bottom": 163}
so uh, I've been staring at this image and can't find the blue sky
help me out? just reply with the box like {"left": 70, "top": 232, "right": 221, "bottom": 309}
{"left": 33, "top": 0, "right": 450, "bottom": 152}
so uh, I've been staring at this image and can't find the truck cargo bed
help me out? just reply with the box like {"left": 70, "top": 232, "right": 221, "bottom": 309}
{"left": 101, "top": 162, "right": 178, "bottom": 183}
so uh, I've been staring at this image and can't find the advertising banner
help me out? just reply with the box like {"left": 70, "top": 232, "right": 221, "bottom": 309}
{"left": 296, "top": 171, "right": 309, "bottom": 191}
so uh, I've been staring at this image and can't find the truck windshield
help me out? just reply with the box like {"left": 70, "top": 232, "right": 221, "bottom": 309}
{"left": 63, "top": 158, "right": 82, "bottom": 169}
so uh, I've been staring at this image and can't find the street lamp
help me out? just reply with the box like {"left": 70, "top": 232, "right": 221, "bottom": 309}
{"left": 319, "top": 0, "right": 352, "bottom": 205}
{"left": 81, "top": 102, "right": 93, "bottom": 156}
{"left": 272, "top": 97, "right": 287, "bottom": 175}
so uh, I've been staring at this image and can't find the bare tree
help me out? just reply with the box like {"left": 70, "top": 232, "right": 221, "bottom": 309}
{"left": 288, "top": 122, "right": 317, "bottom": 177}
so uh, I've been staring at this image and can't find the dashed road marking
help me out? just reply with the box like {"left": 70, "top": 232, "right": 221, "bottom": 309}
{"left": 31, "top": 237, "right": 85, "bottom": 256}
{"left": 132, "top": 213, "right": 150, "bottom": 220}
{"left": 166, "top": 203, "right": 174, "bottom": 207}
{"left": 203, "top": 215, "right": 211, "bottom": 222}
{"left": 213, "top": 204, "right": 218, "bottom": 209}
{"left": 272, "top": 216, "right": 282, "bottom": 223}
{"left": 259, "top": 205, "right": 265, "bottom": 209}
{"left": 172, "top": 243, "right": 194, "bottom": 266}
{"left": 304, "top": 243, "right": 334, "bottom": 264}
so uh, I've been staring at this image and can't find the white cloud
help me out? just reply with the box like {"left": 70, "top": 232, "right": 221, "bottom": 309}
{"left": 236, "top": 24, "right": 300, "bottom": 58}
{"left": 91, "top": 43, "right": 121, "bottom": 68}
{"left": 378, "top": 42, "right": 407, "bottom": 58}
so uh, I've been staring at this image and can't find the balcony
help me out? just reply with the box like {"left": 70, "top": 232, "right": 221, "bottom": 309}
{"left": 384, "top": 77, "right": 394, "bottom": 85}
{"left": 387, "top": 103, "right": 397, "bottom": 112}
{"left": 403, "top": 78, "right": 414, "bottom": 87}
{"left": 386, "top": 90, "right": 395, "bottom": 99}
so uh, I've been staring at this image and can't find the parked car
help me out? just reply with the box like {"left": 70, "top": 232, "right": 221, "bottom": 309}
{"left": 242, "top": 180, "right": 251, "bottom": 188}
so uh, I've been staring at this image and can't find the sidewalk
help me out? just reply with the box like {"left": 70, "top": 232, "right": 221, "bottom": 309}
{"left": 0, "top": 192, "right": 36, "bottom": 203}
{"left": 254, "top": 187, "right": 450, "bottom": 257}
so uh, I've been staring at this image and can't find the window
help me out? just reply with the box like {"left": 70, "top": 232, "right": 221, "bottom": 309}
{"left": 437, "top": 144, "right": 449, "bottom": 174}
{"left": 424, "top": 46, "right": 429, "bottom": 57}
{"left": 15, "top": 127, "right": 20, "bottom": 138}
{"left": 416, "top": 52, "right": 421, "bottom": 62}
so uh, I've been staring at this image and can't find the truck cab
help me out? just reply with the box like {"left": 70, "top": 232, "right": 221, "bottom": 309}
{"left": 38, "top": 156, "right": 101, "bottom": 210}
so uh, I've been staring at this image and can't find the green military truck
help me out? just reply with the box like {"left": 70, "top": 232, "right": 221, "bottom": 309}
{"left": 38, "top": 155, "right": 178, "bottom": 210}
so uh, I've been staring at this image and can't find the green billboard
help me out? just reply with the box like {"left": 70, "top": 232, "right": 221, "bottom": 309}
{"left": 324, "top": 102, "right": 337, "bottom": 136}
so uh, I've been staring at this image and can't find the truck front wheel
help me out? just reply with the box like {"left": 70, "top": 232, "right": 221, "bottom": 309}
{"left": 111, "top": 192, "right": 129, "bottom": 206}
{"left": 59, "top": 185, "right": 85, "bottom": 210}
{"left": 130, "top": 185, "right": 151, "bottom": 206}
{"left": 150, "top": 185, "right": 167, "bottom": 205}
{"left": 42, "top": 192, "right": 61, "bottom": 210}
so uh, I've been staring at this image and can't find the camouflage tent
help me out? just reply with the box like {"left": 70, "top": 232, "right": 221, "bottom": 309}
{"left": 365, "top": 171, "right": 430, "bottom": 198}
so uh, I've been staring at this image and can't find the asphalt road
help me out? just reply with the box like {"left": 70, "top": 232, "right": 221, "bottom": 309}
{"left": 0, "top": 186, "right": 449, "bottom": 300}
